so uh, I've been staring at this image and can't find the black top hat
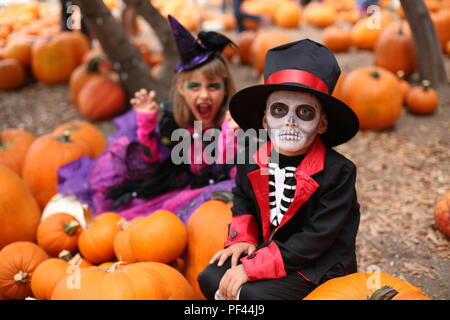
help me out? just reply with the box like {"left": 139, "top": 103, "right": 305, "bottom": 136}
{"left": 229, "top": 39, "right": 359, "bottom": 147}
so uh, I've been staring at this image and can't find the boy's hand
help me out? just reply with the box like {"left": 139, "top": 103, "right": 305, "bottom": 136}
{"left": 131, "top": 89, "right": 159, "bottom": 114}
{"left": 219, "top": 264, "right": 248, "bottom": 300}
{"left": 210, "top": 242, "right": 256, "bottom": 268}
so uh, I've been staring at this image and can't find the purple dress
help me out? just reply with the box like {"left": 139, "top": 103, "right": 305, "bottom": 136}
{"left": 58, "top": 106, "right": 237, "bottom": 224}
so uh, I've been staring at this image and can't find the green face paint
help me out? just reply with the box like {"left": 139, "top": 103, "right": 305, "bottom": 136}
{"left": 208, "top": 82, "right": 223, "bottom": 90}
{"left": 185, "top": 82, "right": 200, "bottom": 90}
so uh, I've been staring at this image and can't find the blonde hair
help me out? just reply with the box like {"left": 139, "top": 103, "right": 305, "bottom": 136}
{"left": 172, "top": 57, "right": 236, "bottom": 128}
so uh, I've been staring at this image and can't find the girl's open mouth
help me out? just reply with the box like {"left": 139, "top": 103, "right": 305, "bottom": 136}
{"left": 197, "top": 103, "right": 212, "bottom": 119}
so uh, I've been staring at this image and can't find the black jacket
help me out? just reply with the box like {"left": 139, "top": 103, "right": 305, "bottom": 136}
{"left": 224, "top": 137, "right": 360, "bottom": 285}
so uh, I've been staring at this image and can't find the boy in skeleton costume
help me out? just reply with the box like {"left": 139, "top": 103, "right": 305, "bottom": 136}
{"left": 198, "top": 39, "right": 361, "bottom": 300}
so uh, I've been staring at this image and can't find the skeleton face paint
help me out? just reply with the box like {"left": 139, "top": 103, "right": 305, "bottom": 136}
{"left": 264, "top": 90, "right": 325, "bottom": 156}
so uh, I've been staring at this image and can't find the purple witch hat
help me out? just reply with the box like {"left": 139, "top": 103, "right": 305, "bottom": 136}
{"left": 168, "top": 15, "right": 234, "bottom": 72}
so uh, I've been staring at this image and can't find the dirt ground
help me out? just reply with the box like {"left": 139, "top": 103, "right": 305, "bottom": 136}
{"left": 0, "top": 6, "right": 449, "bottom": 299}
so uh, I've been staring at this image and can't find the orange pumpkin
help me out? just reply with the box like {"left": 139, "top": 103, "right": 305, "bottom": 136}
{"left": 0, "top": 58, "right": 26, "bottom": 90}
{"left": 396, "top": 70, "right": 410, "bottom": 104}
{"left": 130, "top": 210, "right": 187, "bottom": 263}
{"left": 0, "top": 242, "right": 49, "bottom": 300}
{"left": 0, "top": 165, "right": 41, "bottom": 250}
{"left": 134, "top": 262, "right": 197, "bottom": 300}
{"left": 30, "top": 258, "right": 70, "bottom": 300}
{"left": 113, "top": 217, "right": 144, "bottom": 263}
{"left": 52, "top": 31, "right": 90, "bottom": 66}
{"left": 434, "top": 191, "right": 450, "bottom": 237}
{"left": 322, "top": 25, "right": 352, "bottom": 52}
{"left": 374, "top": 21, "right": 416, "bottom": 76}
{"left": 31, "top": 36, "right": 77, "bottom": 84}
{"left": 22, "top": 131, "right": 94, "bottom": 209}
{"left": 236, "top": 30, "right": 256, "bottom": 65}
{"left": 51, "top": 262, "right": 169, "bottom": 300}
{"left": 36, "top": 213, "right": 82, "bottom": 257}
{"left": 77, "top": 77, "right": 126, "bottom": 121}
{"left": 78, "top": 212, "right": 122, "bottom": 264}
{"left": 250, "top": 31, "right": 293, "bottom": 74}
{"left": 351, "top": 18, "right": 383, "bottom": 50}
{"left": 332, "top": 71, "right": 346, "bottom": 102}
{"left": 52, "top": 120, "right": 107, "bottom": 158}
{"left": 431, "top": 9, "right": 450, "bottom": 52}
{"left": 3, "top": 38, "right": 33, "bottom": 67}
{"left": 0, "top": 129, "right": 36, "bottom": 176}
{"left": 304, "top": 2, "right": 337, "bottom": 28}
{"left": 69, "top": 56, "right": 106, "bottom": 107}
{"left": 304, "top": 272, "right": 430, "bottom": 300}
{"left": 274, "top": 1, "right": 301, "bottom": 29}
{"left": 406, "top": 80, "right": 438, "bottom": 115}
{"left": 341, "top": 66, "right": 403, "bottom": 130}
{"left": 185, "top": 197, "right": 232, "bottom": 299}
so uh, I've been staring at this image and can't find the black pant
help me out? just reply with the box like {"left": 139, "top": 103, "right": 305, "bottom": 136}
{"left": 198, "top": 257, "right": 318, "bottom": 300}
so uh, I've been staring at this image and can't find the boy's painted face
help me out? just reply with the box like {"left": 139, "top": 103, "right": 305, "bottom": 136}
{"left": 263, "top": 90, "right": 328, "bottom": 156}
{"left": 177, "top": 70, "right": 226, "bottom": 126}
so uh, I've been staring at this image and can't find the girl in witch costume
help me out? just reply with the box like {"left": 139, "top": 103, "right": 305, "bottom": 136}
{"left": 57, "top": 15, "right": 239, "bottom": 223}
{"left": 198, "top": 39, "right": 361, "bottom": 300}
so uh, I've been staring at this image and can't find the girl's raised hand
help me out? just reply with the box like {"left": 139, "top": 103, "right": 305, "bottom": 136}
{"left": 130, "top": 89, "right": 159, "bottom": 114}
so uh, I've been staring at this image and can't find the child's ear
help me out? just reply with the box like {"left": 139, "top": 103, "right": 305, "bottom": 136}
{"left": 262, "top": 114, "right": 268, "bottom": 130}
{"left": 176, "top": 79, "right": 185, "bottom": 96}
{"left": 317, "top": 114, "right": 328, "bottom": 134}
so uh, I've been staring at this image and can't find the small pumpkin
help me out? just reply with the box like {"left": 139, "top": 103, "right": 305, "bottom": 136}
{"left": 30, "top": 258, "right": 70, "bottom": 300}
{"left": 250, "top": 31, "right": 293, "bottom": 74}
{"left": 77, "top": 77, "right": 126, "bottom": 121}
{"left": 185, "top": 195, "right": 233, "bottom": 299}
{"left": 0, "top": 165, "right": 41, "bottom": 250}
{"left": 434, "top": 191, "right": 450, "bottom": 237}
{"left": 341, "top": 66, "right": 403, "bottom": 130}
{"left": 0, "top": 242, "right": 49, "bottom": 300}
{"left": 51, "top": 262, "right": 169, "bottom": 300}
{"left": 22, "top": 131, "right": 94, "bottom": 209}
{"left": 36, "top": 213, "right": 82, "bottom": 257}
{"left": 78, "top": 212, "right": 122, "bottom": 264}
{"left": 52, "top": 120, "right": 107, "bottom": 158}
{"left": 3, "top": 38, "right": 33, "bottom": 67}
{"left": 130, "top": 210, "right": 187, "bottom": 263}
{"left": 322, "top": 25, "right": 352, "bottom": 52}
{"left": 52, "top": 31, "right": 90, "bottom": 66}
{"left": 31, "top": 36, "right": 77, "bottom": 84}
{"left": 134, "top": 262, "right": 197, "bottom": 300}
{"left": 332, "top": 71, "right": 346, "bottom": 102}
{"left": 396, "top": 70, "right": 411, "bottom": 104}
{"left": 113, "top": 217, "right": 144, "bottom": 263}
{"left": 304, "top": 2, "right": 337, "bottom": 28}
{"left": 274, "top": 1, "right": 301, "bottom": 29}
{"left": 236, "top": 30, "right": 256, "bottom": 65}
{"left": 303, "top": 272, "right": 431, "bottom": 300}
{"left": 374, "top": 21, "right": 416, "bottom": 76}
{"left": 0, "top": 58, "right": 26, "bottom": 90}
{"left": 405, "top": 80, "right": 438, "bottom": 115}
{"left": 0, "top": 129, "right": 36, "bottom": 176}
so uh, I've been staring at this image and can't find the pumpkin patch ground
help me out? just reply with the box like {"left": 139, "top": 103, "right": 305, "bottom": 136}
{"left": 1, "top": 0, "right": 449, "bottom": 300}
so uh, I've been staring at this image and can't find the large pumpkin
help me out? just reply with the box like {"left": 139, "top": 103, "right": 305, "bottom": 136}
{"left": 322, "top": 25, "right": 352, "bottom": 52}
{"left": 52, "top": 31, "right": 90, "bottom": 66}
{"left": 236, "top": 30, "right": 256, "bottom": 65}
{"left": 185, "top": 197, "right": 232, "bottom": 299}
{"left": 340, "top": 66, "right": 403, "bottom": 130}
{"left": 22, "top": 131, "right": 94, "bottom": 209}
{"left": 250, "top": 31, "right": 293, "bottom": 74}
{"left": 303, "top": 272, "right": 431, "bottom": 300}
{"left": 130, "top": 210, "right": 187, "bottom": 263}
{"left": 3, "top": 38, "right": 33, "bottom": 67}
{"left": 0, "top": 129, "right": 36, "bottom": 176}
{"left": 51, "top": 262, "right": 168, "bottom": 300}
{"left": 431, "top": 9, "right": 450, "bottom": 52}
{"left": 0, "top": 58, "right": 26, "bottom": 90}
{"left": 78, "top": 212, "right": 122, "bottom": 264}
{"left": 434, "top": 191, "right": 450, "bottom": 237}
{"left": 134, "top": 262, "right": 197, "bottom": 300}
{"left": 304, "top": 2, "right": 337, "bottom": 28}
{"left": 0, "top": 165, "right": 41, "bottom": 250}
{"left": 77, "top": 77, "right": 126, "bottom": 121}
{"left": 52, "top": 120, "right": 107, "bottom": 158}
{"left": 374, "top": 21, "right": 416, "bottom": 76}
{"left": 69, "top": 56, "right": 106, "bottom": 107}
{"left": 36, "top": 213, "right": 82, "bottom": 257}
{"left": 274, "top": 1, "right": 301, "bottom": 29}
{"left": 31, "top": 36, "right": 77, "bottom": 84}
{"left": 30, "top": 258, "right": 70, "bottom": 300}
{"left": 0, "top": 242, "right": 49, "bottom": 300}
{"left": 405, "top": 80, "right": 438, "bottom": 115}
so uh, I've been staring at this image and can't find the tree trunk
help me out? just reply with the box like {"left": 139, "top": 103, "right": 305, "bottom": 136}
{"left": 400, "top": 0, "right": 449, "bottom": 101}
{"left": 74, "top": 0, "right": 178, "bottom": 102}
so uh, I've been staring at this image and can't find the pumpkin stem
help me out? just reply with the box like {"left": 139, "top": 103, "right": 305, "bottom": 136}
{"left": 117, "top": 218, "right": 130, "bottom": 231}
{"left": 367, "top": 286, "right": 399, "bottom": 300}
{"left": 396, "top": 70, "right": 405, "bottom": 80}
{"left": 0, "top": 135, "right": 11, "bottom": 152}
{"left": 87, "top": 55, "right": 104, "bottom": 73}
{"left": 64, "top": 220, "right": 80, "bottom": 235}
{"left": 58, "top": 249, "right": 74, "bottom": 262}
{"left": 108, "top": 261, "right": 126, "bottom": 272}
{"left": 13, "top": 270, "right": 29, "bottom": 284}
{"left": 421, "top": 80, "right": 431, "bottom": 92}
{"left": 211, "top": 191, "right": 234, "bottom": 204}
{"left": 369, "top": 70, "right": 380, "bottom": 79}
{"left": 57, "top": 130, "right": 72, "bottom": 143}
{"left": 82, "top": 205, "right": 96, "bottom": 227}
